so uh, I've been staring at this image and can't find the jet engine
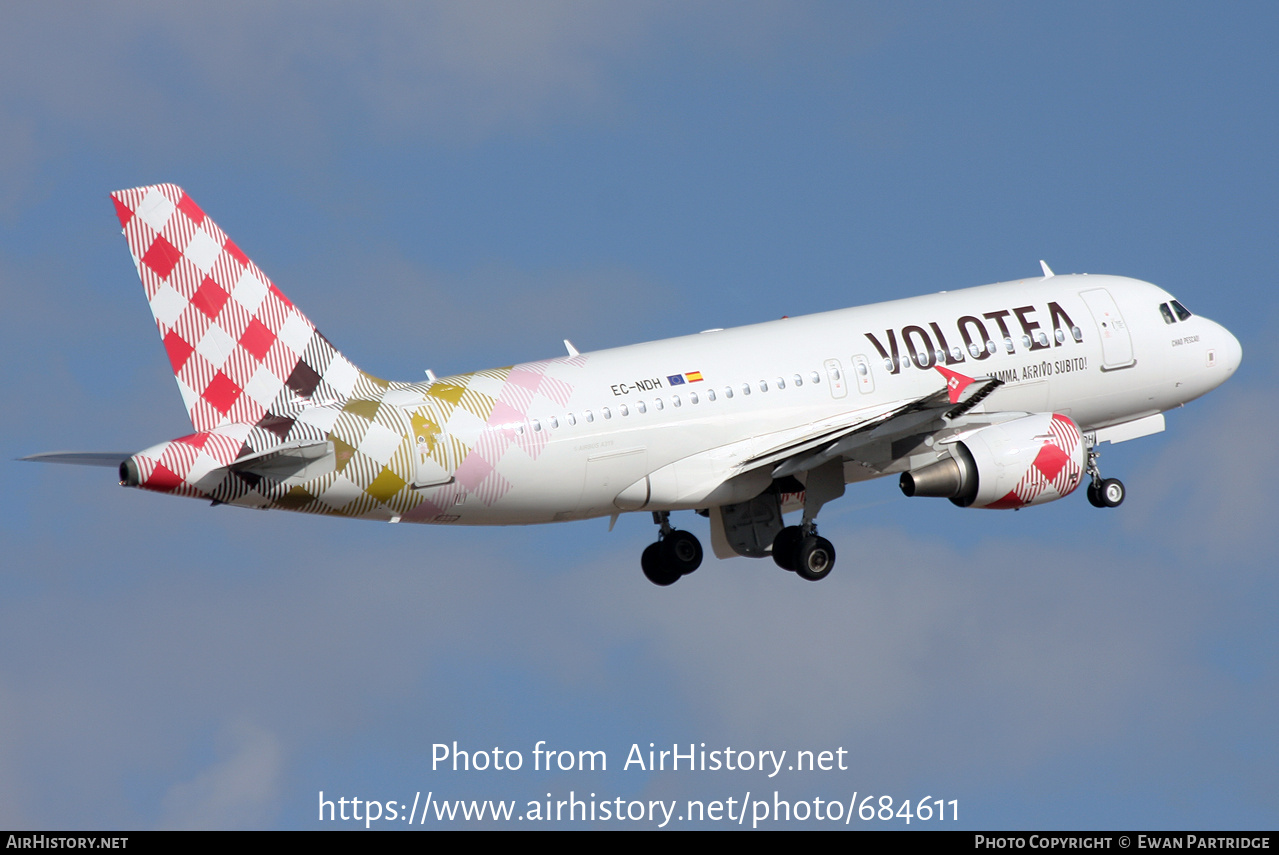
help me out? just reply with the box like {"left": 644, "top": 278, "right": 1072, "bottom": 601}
{"left": 899, "top": 413, "right": 1085, "bottom": 509}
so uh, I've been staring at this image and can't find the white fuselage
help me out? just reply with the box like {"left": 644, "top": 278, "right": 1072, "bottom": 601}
{"left": 406, "top": 274, "right": 1240, "bottom": 525}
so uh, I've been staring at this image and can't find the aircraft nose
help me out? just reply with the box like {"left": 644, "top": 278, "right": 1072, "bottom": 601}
{"left": 1218, "top": 324, "right": 1242, "bottom": 375}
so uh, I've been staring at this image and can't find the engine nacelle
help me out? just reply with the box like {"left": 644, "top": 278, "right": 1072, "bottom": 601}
{"left": 899, "top": 413, "right": 1086, "bottom": 509}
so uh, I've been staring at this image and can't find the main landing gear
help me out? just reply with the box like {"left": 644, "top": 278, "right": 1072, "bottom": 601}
{"left": 640, "top": 461, "right": 846, "bottom": 586}
{"left": 770, "top": 459, "right": 843, "bottom": 581}
{"left": 1083, "top": 443, "right": 1125, "bottom": 509}
{"left": 641, "top": 511, "right": 703, "bottom": 586}
{"left": 771, "top": 523, "right": 836, "bottom": 582}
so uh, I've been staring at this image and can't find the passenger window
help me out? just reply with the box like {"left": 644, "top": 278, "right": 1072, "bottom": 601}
{"left": 637, "top": 401, "right": 646, "bottom": 414}
{"left": 689, "top": 391, "right": 698, "bottom": 404}
{"left": 567, "top": 413, "right": 576, "bottom": 426}
{"left": 550, "top": 416, "right": 559, "bottom": 429}
{"left": 672, "top": 395, "right": 681, "bottom": 407}
{"left": 1160, "top": 303, "right": 1176, "bottom": 324}
{"left": 809, "top": 371, "right": 820, "bottom": 384}
{"left": 602, "top": 407, "right": 611, "bottom": 419}
{"left": 742, "top": 384, "right": 751, "bottom": 396}
{"left": 532, "top": 419, "right": 542, "bottom": 432}
{"left": 655, "top": 398, "right": 664, "bottom": 410}
{"left": 1004, "top": 337, "right": 1015, "bottom": 353}
{"left": 1071, "top": 326, "right": 1083, "bottom": 342}
{"left": 620, "top": 403, "right": 629, "bottom": 416}
{"left": 793, "top": 374, "right": 802, "bottom": 386}
{"left": 759, "top": 380, "right": 768, "bottom": 392}
{"left": 775, "top": 377, "right": 785, "bottom": 389}
{"left": 584, "top": 409, "right": 594, "bottom": 423}
{"left": 707, "top": 389, "right": 716, "bottom": 401}
{"left": 724, "top": 386, "right": 733, "bottom": 399}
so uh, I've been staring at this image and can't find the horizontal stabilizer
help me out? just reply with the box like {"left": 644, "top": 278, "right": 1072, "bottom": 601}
{"left": 227, "top": 439, "right": 333, "bottom": 482}
{"left": 21, "top": 452, "right": 131, "bottom": 468}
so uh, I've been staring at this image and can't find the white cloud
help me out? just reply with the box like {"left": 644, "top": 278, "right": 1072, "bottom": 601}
{"left": 1127, "top": 380, "right": 1279, "bottom": 564}
{"left": 159, "top": 720, "right": 283, "bottom": 829}
{"left": 0, "top": 3, "right": 655, "bottom": 173}
{"left": 0, "top": 1, "right": 824, "bottom": 202}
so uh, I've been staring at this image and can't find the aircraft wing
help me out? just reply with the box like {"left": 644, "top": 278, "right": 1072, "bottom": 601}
{"left": 744, "top": 369, "right": 1004, "bottom": 480}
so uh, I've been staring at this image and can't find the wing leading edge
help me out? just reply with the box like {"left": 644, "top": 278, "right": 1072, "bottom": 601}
{"left": 751, "top": 369, "right": 1004, "bottom": 480}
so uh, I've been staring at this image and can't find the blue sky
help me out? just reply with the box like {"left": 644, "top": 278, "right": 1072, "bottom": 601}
{"left": 2, "top": 2, "right": 1276, "bottom": 829}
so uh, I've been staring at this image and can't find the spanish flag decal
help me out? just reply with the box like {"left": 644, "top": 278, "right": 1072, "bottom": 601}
{"left": 685, "top": 371, "right": 704, "bottom": 382}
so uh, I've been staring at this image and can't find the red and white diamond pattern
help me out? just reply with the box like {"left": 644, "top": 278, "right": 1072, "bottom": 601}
{"left": 129, "top": 425, "right": 251, "bottom": 497}
{"left": 113, "top": 184, "right": 362, "bottom": 434}
{"left": 985, "top": 413, "right": 1084, "bottom": 509}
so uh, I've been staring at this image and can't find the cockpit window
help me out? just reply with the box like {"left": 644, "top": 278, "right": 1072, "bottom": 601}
{"left": 1171, "top": 300, "right": 1192, "bottom": 321}
{"left": 1159, "top": 303, "right": 1176, "bottom": 324}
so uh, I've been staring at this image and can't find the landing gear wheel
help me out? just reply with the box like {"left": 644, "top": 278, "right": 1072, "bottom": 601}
{"left": 1099, "top": 478, "right": 1125, "bottom": 508}
{"left": 661, "top": 529, "right": 703, "bottom": 575}
{"left": 641, "top": 542, "right": 680, "bottom": 586}
{"left": 771, "top": 526, "right": 803, "bottom": 571}
{"left": 794, "top": 536, "right": 836, "bottom": 582}
{"left": 1083, "top": 445, "right": 1123, "bottom": 509}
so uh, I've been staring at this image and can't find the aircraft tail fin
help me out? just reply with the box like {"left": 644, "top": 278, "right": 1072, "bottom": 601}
{"left": 111, "top": 184, "right": 385, "bottom": 433}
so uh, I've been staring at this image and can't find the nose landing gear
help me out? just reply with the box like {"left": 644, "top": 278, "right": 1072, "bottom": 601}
{"left": 1084, "top": 442, "right": 1125, "bottom": 508}
{"left": 1086, "top": 477, "right": 1125, "bottom": 508}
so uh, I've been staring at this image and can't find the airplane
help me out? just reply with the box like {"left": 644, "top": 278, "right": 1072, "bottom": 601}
{"left": 25, "top": 184, "right": 1242, "bottom": 585}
